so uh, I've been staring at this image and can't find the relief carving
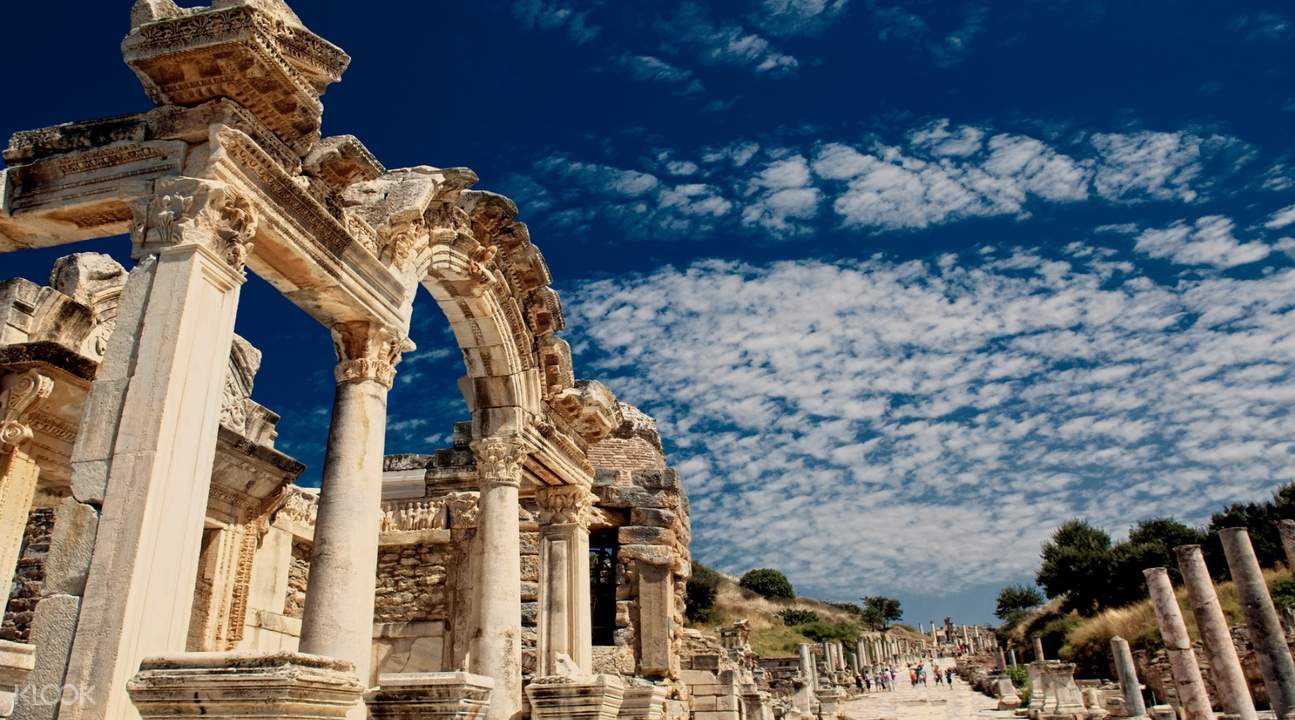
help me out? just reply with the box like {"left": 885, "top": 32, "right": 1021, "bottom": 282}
{"left": 330, "top": 321, "right": 413, "bottom": 389}
{"left": 534, "top": 484, "right": 597, "bottom": 528}
{"left": 0, "top": 370, "right": 55, "bottom": 448}
{"left": 471, "top": 436, "right": 530, "bottom": 490}
{"left": 137, "top": 178, "right": 259, "bottom": 270}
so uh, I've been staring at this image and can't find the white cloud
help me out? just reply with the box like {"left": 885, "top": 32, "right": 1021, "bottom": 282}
{"left": 1266, "top": 204, "right": 1295, "bottom": 230}
{"left": 615, "top": 55, "right": 704, "bottom": 94}
{"left": 754, "top": 0, "right": 850, "bottom": 36}
{"left": 510, "top": 0, "right": 600, "bottom": 44}
{"left": 656, "top": 3, "right": 799, "bottom": 77}
{"left": 564, "top": 249, "right": 1295, "bottom": 598}
{"left": 1134, "top": 216, "right": 1271, "bottom": 269}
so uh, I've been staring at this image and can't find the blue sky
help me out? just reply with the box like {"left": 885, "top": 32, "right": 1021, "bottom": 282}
{"left": 4, "top": 0, "right": 1295, "bottom": 625}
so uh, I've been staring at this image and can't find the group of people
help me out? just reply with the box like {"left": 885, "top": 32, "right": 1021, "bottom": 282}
{"left": 853, "top": 663, "right": 956, "bottom": 692}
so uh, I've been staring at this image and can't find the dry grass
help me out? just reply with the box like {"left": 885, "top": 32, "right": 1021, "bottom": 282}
{"left": 689, "top": 571, "right": 922, "bottom": 658}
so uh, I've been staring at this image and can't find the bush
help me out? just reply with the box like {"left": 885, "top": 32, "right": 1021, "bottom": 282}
{"left": 779, "top": 608, "right": 820, "bottom": 625}
{"left": 1004, "top": 665, "right": 1030, "bottom": 705}
{"left": 1271, "top": 578, "right": 1295, "bottom": 609}
{"left": 740, "top": 568, "right": 795, "bottom": 600}
{"left": 798, "top": 620, "right": 860, "bottom": 645}
{"left": 686, "top": 563, "right": 722, "bottom": 623}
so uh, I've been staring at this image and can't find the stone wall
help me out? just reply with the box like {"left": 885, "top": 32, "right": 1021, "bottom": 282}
{"left": 374, "top": 543, "right": 450, "bottom": 623}
{"left": 1, "top": 507, "right": 55, "bottom": 642}
{"left": 284, "top": 540, "right": 311, "bottom": 619}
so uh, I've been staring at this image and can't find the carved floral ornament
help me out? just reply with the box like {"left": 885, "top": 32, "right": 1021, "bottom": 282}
{"left": 0, "top": 370, "right": 55, "bottom": 448}
{"left": 134, "top": 178, "right": 259, "bottom": 271}
{"left": 534, "top": 483, "right": 597, "bottom": 527}
{"left": 470, "top": 436, "right": 530, "bottom": 489}
{"left": 330, "top": 321, "right": 414, "bottom": 389}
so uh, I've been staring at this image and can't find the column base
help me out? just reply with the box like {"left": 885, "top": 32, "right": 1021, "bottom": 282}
{"left": 365, "top": 672, "right": 493, "bottom": 720}
{"left": 617, "top": 684, "right": 666, "bottom": 720}
{"left": 126, "top": 651, "right": 364, "bottom": 719}
{"left": 814, "top": 687, "right": 844, "bottom": 720}
{"left": 0, "top": 640, "right": 33, "bottom": 717}
{"left": 526, "top": 673, "right": 624, "bottom": 720}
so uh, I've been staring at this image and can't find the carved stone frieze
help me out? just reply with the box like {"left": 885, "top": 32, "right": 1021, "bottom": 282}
{"left": 379, "top": 497, "right": 447, "bottom": 533}
{"left": 551, "top": 380, "right": 622, "bottom": 444}
{"left": 0, "top": 369, "right": 54, "bottom": 447}
{"left": 330, "top": 321, "right": 412, "bottom": 389}
{"left": 471, "top": 436, "right": 530, "bottom": 490}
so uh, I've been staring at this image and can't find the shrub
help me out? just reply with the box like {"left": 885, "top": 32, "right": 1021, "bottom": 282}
{"left": 686, "top": 562, "right": 722, "bottom": 623}
{"left": 779, "top": 608, "right": 820, "bottom": 626}
{"left": 798, "top": 620, "right": 860, "bottom": 645}
{"left": 1271, "top": 578, "right": 1295, "bottom": 609}
{"left": 740, "top": 568, "right": 795, "bottom": 600}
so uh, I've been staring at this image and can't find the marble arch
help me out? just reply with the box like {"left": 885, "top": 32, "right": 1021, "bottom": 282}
{"left": 0, "top": 1, "right": 630, "bottom": 720}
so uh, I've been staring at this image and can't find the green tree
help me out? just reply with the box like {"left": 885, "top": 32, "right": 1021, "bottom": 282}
{"left": 686, "top": 562, "right": 722, "bottom": 622}
{"left": 1107, "top": 518, "right": 1208, "bottom": 606}
{"left": 862, "top": 596, "right": 903, "bottom": 627}
{"left": 739, "top": 568, "right": 795, "bottom": 600}
{"left": 1036, "top": 519, "right": 1114, "bottom": 616}
{"left": 994, "top": 584, "right": 1044, "bottom": 621}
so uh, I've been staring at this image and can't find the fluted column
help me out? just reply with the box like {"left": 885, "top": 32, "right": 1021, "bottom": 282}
{"left": 535, "top": 483, "right": 596, "bottom": 676}
{"left": 300, "top": 321, "right": 408, "bottom": 717}
{"left": 470, "top": 436, "right": 529, "bottom": 720}
{"left": 0, "top": 370, "right": 53, "bottom": 620}
{"left": 1220, "top": 527, "right": 1295, "bottom": 719}
{"left": 1175, "top": 544, "right": 1257, "bottom": 720}
{"left": 1144, "top": 568, "right": 1214, "bottom": 720}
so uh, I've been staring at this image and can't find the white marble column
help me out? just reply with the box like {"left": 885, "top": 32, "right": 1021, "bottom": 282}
{"left": 534, "top": 484, "right": 596, "bottom": 676}
{"left": 59, "top": 179, "right": 251, "bottom": 720}
{"left": 469, "top": 436, "right": 529, "bottom": 720}
{"left": 1220, "top": 527, "right": 1295, "bottom": 720}
{"left": 1144, "top": 568, "right": 1215, "bottom": 720}
{"left": 299, "top": 321, "right": 406, "bottom": 716}
{"left": 1175, "top": 544, "right": 1257, "bottom": 720}
{"left": 0, "top": 370, "right": 53, "bottom": 620}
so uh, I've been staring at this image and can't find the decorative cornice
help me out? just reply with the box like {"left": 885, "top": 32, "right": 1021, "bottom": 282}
{"left": 470, "top": 436, "right": 530, "bottom": 490}
{"left": 0, "top": 369, "right": 54, "bottom": 448}
{"left": 330, "top": 321, "right": 412, "bottom": 389}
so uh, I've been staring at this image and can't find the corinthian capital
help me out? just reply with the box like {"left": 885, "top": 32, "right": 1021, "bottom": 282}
{"left": 470, "top": 436, "right": 530, "bottom": 490}
{"left": 330, "top": 321, "right": 413, "bottom": 389}
{"left": 0, "top": 370, "right": 54, "bottom": 448}
{"left": 132, "top": 177, "right": 258, "bottom": 271}
{"left": 534, "top": 483, "right": 597, "bottom": 527}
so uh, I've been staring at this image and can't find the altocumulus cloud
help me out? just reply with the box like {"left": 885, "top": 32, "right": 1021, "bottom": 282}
{"left": 562, "top": 247, "right": 1295, "bottom": 598}
{"left": 508, "top": 120, "right": 1259, "bottom": 241}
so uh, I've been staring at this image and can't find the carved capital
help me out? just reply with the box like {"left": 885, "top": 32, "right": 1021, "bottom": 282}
{"left": 471, "top": 436, "right": 530, "bottom": 490}
{"left": 133, "top": 177, "right": 258, "bottom": 271}
{"left": 330, "top": 321, "right": 413, "bottom": 389}
{"left": 0, "top": 370, "right": 54, "bottom": 448}
{"left": 534, "top": 484, "right": 597, "bottom": 527}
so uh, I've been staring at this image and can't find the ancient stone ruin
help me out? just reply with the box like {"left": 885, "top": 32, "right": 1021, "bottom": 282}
{"left": 0, "top": 2, "right": 945, "bottom": 720}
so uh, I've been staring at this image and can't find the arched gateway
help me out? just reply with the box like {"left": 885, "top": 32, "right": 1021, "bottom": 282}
{"left": 0, "top": 2, "right": 690, "bottom": 719}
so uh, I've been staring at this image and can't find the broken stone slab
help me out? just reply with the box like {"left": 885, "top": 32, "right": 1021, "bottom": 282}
{"left": 365, "top": 671, "right": 493, "bottom": 720}
{"left": 526, "top": 673, "right": 625, "bottom": 720}
{"left": 126, "top": 651, "right": 364, "bottom": 719}
{"left": 0, "top": 641, "right": 34, "bottom": 717}
{"left": 618, "top": 684, "right": 667, "bottom": 720}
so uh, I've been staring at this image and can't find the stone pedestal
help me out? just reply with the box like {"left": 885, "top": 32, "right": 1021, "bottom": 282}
{"left": 126, "top": 651, "right": 364, "bottom": 719}
{"left": 1039, "top": 663, "right": 1088, "bottom": 720}
{"left": 1028, "top": 662, "right": 1048, "bottom": 719}
{"left": 470, "top": 438, "right": 528, "bottom": 720}
{"left": 365, "top": 671, "right": 493, "bottom": 720}
{"left": 0, "top": 641, "right": 34, "bottom": 718}
{"left": 1220, "top": 527, "right": 1295, "bottom": 720}
{"left": 996, "top": 676, "right": 1023, "bottom": 710}
{"left": 815, "top": 686, "right": 844, "bottom": 720}
{"left": 1144, "top": 568, "right": 1214, "bottom": 720}
{"left": 526, "top": 674, "right": 624, "bottom": 720}
{"left": 618, "top": 684, "right": 667, "bottom": 720}
{"left": 1175, "top": 544, "right": 1257, "bottom": 720}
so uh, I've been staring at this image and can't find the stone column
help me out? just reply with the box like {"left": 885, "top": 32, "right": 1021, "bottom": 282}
{"left": 1034, "top": 636, "right": 1045, "bottom": 662}
{"left": 1220, "top": 527, "right": 1295, "bottom": 719}
{"left": 1112, "top": 636, "right": 1148, "bottom": 719}
{"left": 59, "top": 179, "right": 251, "bottom": 720}
{"left": 534, "top": 483, "right": 596, "bottom": 676}
{"left": 0, "top": 369, "right": 53, "bottom": 619}
{"left": 799, "top": 643, "right": 818, "bottom": 692}
{"left": 1175, "top": 544, "right": 1257, "bottom": 720}
{"left": 1279, "top": 519, "right": 1295, "bottom": 574}
{"left": 299, "top": 322, "right": 406, "bottom": 712}
{"left": 469, "top": 436, "right": 529, "bottom": 720}
{"left": 1144, "top": 568, "right": 1214, "bottom": 720}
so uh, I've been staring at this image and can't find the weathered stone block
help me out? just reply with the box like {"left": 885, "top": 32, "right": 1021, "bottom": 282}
{"left": 366, "top": 671, "right": 493, "bottom": 720}
{"left": 618, "top": 527, "right": 675, "bottom": 546}
{"left": 14, "top": 594, "right": 79, "bottom": 720}
{"left": 527, "top": 674, "right": 624, "bottom": 720}
{"left": 629, "top": 508, "right": 676, "bottom": 528}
